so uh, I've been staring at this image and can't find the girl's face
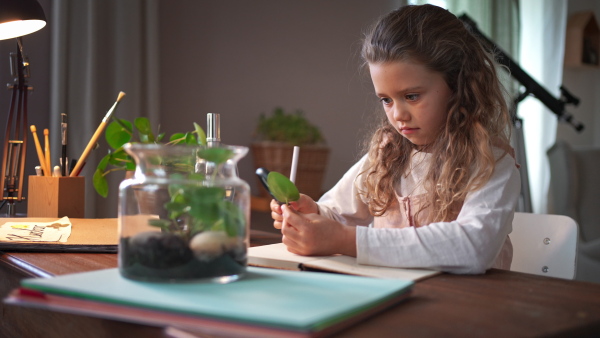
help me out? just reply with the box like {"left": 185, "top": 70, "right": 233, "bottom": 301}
{"left": 369, "top": 61, "right": 452, "bottom": 147}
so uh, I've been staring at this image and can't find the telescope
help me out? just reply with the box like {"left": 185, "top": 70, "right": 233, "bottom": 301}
{"left": 459, "top": 14, "right": 584, "bottom": 132}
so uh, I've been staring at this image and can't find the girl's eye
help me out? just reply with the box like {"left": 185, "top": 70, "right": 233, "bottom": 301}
{"left": 405, "top": 94, "right": 419, "bottom": 101}
{"left": 379, "top": 97, "right": 392, "bottom": 105}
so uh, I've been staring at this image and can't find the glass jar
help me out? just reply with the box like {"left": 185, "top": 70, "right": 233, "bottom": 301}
{"left": 118, "top": 143, "right": 250, "bottom": 283}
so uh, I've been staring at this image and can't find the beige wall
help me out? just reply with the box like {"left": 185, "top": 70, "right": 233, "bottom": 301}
{"left": 8, "top": 0, "right": 596, "bottom": 216}
{"left": 158, "top": 0, "right": 400, "bottom": 197}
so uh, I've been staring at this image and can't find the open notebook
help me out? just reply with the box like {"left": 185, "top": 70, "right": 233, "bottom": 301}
{"left": 8, "top": 266, "right": 413, "bottom": 337}
{"left": 248, "top": 243, "right": 440, "bottom": 281}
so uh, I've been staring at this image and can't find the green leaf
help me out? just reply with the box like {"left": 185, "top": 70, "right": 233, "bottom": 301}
{"left": 197, "top": 148, "right": 233, "bottom": 165}
{"left": 188, "top": 173, "right": 205, "bottom": 181}
{"left": 220, "top": 200, "right": 245, "bottom": 237}
{"left": 93, "top": 168, "right": 109, "bottom": 198}
{"left": 184, "top": 133, "right": 196, "bottom": 144}
{"left": 107, "top": 148, "right": 127, "bottom": 165}
{"left": 105, "top": 119, "right": 132, "bottom": 149}
{"left": 194, "top": 122, "right": 207, "bottom": 145}
{"left": 165, "top": 200, "right": 189, "bottom": 220}
{"left": 134, "top": 117, "right": 151, "bottom": 134}
{"left": 189, "top": 202, "right": 220, "bottom": 224}
{"left": 139, "top": 133, "right": 150, "bottom": 143}
{"left": 189, "top": 187, "right": 226, "bottom": 204}
{"left": 187, "top": 187, "right": 226, "bottom": 224}
{"left": 167, "top": 174, "right": 186, "bottom": 197}
{"left": 267, "top": 171, "right": 300, "bottom": 204}
{"left": 97, "top": 154, "right": 110, "bottom": 171}
{"left": 125, "top": 160, "right": 136, "bottom": 171}
{"left": 136, "top": 117, "right": 157, "bottom": 142}
{"left": 148, "top": 219, "right": 172, "bottom": 231}
{"left": 106, "top": 148, "right": 136, "bottom": 171}
{"left": 169, "top": 133, "right": 186, "bottom": 144}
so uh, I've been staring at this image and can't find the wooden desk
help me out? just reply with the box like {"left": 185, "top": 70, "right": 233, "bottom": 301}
{"left": 2, "top": 239, "right": 600, "bottom": 337}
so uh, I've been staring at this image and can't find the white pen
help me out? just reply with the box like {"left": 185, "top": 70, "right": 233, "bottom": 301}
{"left": 290, "top": 146, "right": 300, "bottom": 183}
{"left": 53, "top": 165, "right": 62, "bottom": 177}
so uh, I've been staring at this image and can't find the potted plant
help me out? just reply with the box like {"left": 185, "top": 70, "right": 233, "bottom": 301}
{"left": 252, "top": 107, "right": 329, "bottom": 201}
{"left": 93, "top": 116, "right": 206, "bottom": 198}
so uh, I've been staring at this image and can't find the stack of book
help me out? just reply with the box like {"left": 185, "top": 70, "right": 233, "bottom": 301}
{"left": 7, "top": 265, "right": 415, "bottom": 337}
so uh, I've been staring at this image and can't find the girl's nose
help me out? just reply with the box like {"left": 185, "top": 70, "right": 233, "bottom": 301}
{"left": 393, "top": 104, "right": 410, "bottom": 122}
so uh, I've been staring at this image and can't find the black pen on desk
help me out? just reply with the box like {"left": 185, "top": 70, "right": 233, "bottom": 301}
{"left": 61, "top": 113, "right": 67, "bottom": 176}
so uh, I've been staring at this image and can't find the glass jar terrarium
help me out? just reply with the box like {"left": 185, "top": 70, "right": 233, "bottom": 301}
{"left": 118, "top": 143, "right": 250, "bottom": 283}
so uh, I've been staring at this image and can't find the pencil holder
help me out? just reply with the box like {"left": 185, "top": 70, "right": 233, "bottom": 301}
{"left": 27, "top": 176, "right": 85, "bottom": 218}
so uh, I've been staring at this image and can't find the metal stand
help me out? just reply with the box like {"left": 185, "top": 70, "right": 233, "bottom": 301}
{"left": 511, "top": 118, "right": 532, "bottom": 212}
{"left": 0, "top": 37, "right": 32, "bottom": 216}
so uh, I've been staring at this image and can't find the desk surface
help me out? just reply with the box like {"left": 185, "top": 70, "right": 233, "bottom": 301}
{"left": 2, "top": 233, "right": 600, "bottom": 337}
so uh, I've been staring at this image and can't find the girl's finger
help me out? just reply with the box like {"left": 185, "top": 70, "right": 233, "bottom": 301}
{"left": 282, "top": 204, "right": 306, "bottom": 231}
{"left": 271, "top": 211, "right": 283, "bottom": 221}
{"left": 282, "top": 234, "right": 300, "bottom": 253}
{"left": 281, "top": 216, "right": 300, "bottom": 240}
{"left": 270, "top": 199, "right": 282, "bottom": 213}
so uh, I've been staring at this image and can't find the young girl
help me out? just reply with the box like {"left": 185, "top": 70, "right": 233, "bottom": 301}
{"left": 270, "top": 4, "right": 520, "bottom": 274}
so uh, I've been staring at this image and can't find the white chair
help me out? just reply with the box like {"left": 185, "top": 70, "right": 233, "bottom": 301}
{"left": 509, "top": 212, "right": 578, "bottom": 279}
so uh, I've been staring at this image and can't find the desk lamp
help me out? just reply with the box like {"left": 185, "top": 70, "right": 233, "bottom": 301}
{"left": 0, "top": 0, "right": 46, "bottom": 216}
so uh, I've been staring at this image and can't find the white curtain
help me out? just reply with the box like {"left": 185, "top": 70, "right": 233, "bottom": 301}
{"left": 446, "top": 0, "right": 520, "bottom": 100}
{"left": 49, "top": 0, "right": 160, "bottom": 218}
{"left": 517, "top": 0, "right": 567, "bottom": 214}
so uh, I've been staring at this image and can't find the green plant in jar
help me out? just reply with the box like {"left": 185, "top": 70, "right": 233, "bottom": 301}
{"left": 147, "top": 147, "right": 243, "bottom": 241}
{"left": 118, "top": 144, "right": 250, "bottom": 282}
{"left": 94, "top": 117, "right": 206, "bottom": 198}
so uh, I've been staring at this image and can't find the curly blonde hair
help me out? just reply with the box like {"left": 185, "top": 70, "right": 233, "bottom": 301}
{"left": 360, "top": 5, "right": 512, "bottom": 224}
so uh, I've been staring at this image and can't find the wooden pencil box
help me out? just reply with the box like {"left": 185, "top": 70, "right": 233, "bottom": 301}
{"left": 27, "top": 176, "right": 85, "bottom": 218}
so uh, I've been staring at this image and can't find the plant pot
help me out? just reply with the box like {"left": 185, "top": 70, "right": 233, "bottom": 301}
{"left": 118, "top": 144, "right": 250, "bottom": 283}
{"left": 251, "top": 141, "right": 329, "bottom": 200}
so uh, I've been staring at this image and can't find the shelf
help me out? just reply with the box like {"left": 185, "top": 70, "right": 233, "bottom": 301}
{"left": 565, "top": 10, "right": 600, "bottom": 68}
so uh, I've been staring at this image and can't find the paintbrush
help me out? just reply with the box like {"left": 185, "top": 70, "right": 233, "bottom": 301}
{"left": 70, "top": 91, "right": 126, "bottom": 177}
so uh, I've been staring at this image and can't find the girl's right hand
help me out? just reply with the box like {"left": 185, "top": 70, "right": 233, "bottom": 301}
{"left": 271, "top": 194, "right": 319, "bottom": 230}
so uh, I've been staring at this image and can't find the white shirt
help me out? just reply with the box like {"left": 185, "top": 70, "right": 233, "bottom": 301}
{"left": 317, "top": 149, "right": 521, "bottom": 274}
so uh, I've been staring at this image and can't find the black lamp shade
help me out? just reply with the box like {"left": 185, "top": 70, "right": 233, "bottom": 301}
{"left": 0, "top": 0, "right": 46, "bottom": 40}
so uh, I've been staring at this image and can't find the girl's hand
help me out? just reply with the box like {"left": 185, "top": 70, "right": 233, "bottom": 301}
{"left": 270, "top": 194, "right": 318, "bottom": 229}
{"left": 280, "top": 204, "right": 357, "bottom": 257}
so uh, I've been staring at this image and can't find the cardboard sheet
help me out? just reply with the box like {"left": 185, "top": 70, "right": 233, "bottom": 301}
{"left": 0, "top": 218, "right": 118, "bottom": 253}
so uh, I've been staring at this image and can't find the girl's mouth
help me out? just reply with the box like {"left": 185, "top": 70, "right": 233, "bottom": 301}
{"left": 400, "top": 127, "right": 418, "bottom": 134}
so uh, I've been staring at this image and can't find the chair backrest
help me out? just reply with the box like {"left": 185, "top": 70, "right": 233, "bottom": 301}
{"left": 547, "top": 140, "right": 600, "bottom": 243}
{"left": 509, "top": 212, "right": 578, "bottom": 279}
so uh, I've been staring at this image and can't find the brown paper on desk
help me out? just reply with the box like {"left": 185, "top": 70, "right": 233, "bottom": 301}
{"left": 1, "top": 217, "right": 72, "bottom": 242}
{"left": 0, "top": 217, "right": 118, "bottom": 253}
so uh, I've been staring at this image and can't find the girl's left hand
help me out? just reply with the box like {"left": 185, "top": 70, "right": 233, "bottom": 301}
{"left": 280, "top": 204, "right": 356, "bottom": 257}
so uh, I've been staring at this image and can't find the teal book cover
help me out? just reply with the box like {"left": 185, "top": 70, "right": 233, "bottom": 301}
{"left": 20, "top": 267, "right": 412, "bottom": 333}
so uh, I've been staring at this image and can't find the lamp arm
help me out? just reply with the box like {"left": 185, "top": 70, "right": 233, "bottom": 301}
{"left": 0, "top": 37, "right": 30, "bottom": 214}
{"left": 459, "top": 14, "right": 584, "bottom": 132}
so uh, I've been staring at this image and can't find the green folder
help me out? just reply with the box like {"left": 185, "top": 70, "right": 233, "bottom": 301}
{"left": 20, "top": 267, "right": 412, "bottom": 334}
